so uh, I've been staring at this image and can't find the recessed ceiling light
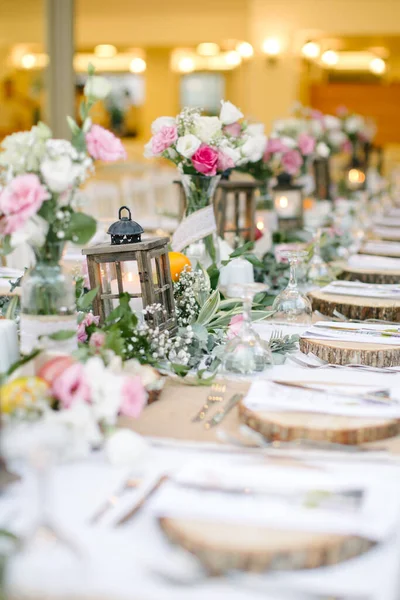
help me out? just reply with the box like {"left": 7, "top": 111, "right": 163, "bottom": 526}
{"left": 321, "top": 50, "right": 338, "bottom": 66}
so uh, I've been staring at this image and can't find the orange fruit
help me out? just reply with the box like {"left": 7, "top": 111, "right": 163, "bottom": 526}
{"left": 1, "top": 376, "right": 50, "bottom": 414}
{"left": 168, "top": 252, "right": 191, "bottom": 282}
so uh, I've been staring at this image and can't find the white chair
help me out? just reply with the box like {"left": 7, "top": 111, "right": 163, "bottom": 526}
{"left": 83, "top": 181, "right": 122, "bottom": 221}
{"left": 120, "top": 175, "right": 156, "bottom": 220}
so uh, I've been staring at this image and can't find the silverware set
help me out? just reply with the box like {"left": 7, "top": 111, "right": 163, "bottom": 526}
{"left": 192, "top": 383, "right": 243, "bottom": 429}
{"left": 289, "top": 354, "right": 399, "bottom": 374}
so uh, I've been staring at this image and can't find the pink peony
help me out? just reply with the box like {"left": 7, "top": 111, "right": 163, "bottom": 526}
{"left": 217, "top": 150, "right": 235, "bottom": 172}
{"left": 150, "top": 125, "right": 178, "bottom": 155}
{"left": 52, "top": 363, "right": 91, "bottom": 409}
{"left": 298, "top": 133, "right": 316, "bottom": 156}
{"left": 223, "top": 122, "right": 242, "bottom": 137}
{"left": 227, "top": 313, "right": 244, "bottom": 339}
{"left": 191, "top": 144, "right": 219, "bottom": 176}
{"left": 341, "top": 139, "right": 353, "bottom": 153}
{"left": 336, "top": 105, "right": 349, "bottom": 117}
{"left": 281, "top": 150, "right": 303, "bottom": 175}
{"left": 89, "top": 331, "right": 106, "bottom": 350}
{"left": 119, "top": 376, "right": 147, "bottom": 418}
{"left": 0, "top": 174, "right": 49, "bottom": 234}
{"left": 266, "top": 138, "right": 289, "bottom": 154}
{"left": 77, "top": 312, "right": 100, "bottom": 343}
{"left": 86, "top": 124, "right": 127, "bottom": 162}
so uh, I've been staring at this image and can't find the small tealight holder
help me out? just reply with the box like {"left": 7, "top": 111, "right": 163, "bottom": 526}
{"left": 219, "top": 258, "right": 254, "bottom": 296}
{"left": 272, "top": 173, "right": 303, "bottom": 232}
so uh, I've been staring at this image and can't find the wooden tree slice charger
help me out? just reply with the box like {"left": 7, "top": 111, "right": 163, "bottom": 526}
{"left": 308, "top": 287, "right": 400, "bottom": 321}
{"left": 159, "top": 517, "right": 374, "bottom": 574}
{"left": 338, "top": 265, "right": 400, "bottom": 285}
{"left": 239, "top": 399, "right": 400, "bottom": 445}
{"left": 299, "top": 336, "right": 400, "bottom": 367}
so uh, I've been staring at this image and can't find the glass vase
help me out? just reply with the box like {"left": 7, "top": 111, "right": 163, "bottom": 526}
{"left": 20, "top": 243, "right": 77, "bottom": 354}
{"left": 180, "top": 174, "right": 220, "bottom": 268}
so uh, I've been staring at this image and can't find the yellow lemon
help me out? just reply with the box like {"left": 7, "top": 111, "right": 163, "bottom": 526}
{"left": 1, "top": 376, "right": 49, "bottom": 414}
{"left": 168, "top": 252, "right": 191, "bottom": 283}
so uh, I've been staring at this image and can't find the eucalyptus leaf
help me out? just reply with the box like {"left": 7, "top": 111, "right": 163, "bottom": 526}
{"left": 45, "top": 330, "right": 76, "bottom": 341}
{"left": 77, "top": 286, "right": 99, "bottom": 310}
{"left": 65, "top": 211, "right": 97, "bottom": 245}
{"left": 191, "top": 323, "right": 208, "bottom": 343}
{"left": 229, "top": 241, "right": 254, "bottom": 258}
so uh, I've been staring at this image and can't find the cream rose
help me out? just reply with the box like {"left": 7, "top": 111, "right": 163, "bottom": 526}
{"left": 176, "top": 134, "right": 201, "bottom": 158}
{"left": 40, "top": 155, "right": 82, "bottom": 193}
{"left": 193, "top": 116, "right": 222, "bottom": 143}
{"left": 219, "top": 101, "right": 243, "bottom": 125}
{"left": 84, "top": 76, "right": 112, "bottom": 100}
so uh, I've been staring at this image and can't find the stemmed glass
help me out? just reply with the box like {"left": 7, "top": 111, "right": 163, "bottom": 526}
{"left": 223, "top": 282, "right": 273, "bottom": 375}
{"left": 307, "top": 227, "right": 334, "bottom": 284}
{"left": 272, "top": 250, "right": 312, "bottom": 324}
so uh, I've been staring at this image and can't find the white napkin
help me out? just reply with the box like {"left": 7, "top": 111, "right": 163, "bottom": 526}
{"left": 348, "top": 253, "right": 400, "bottom": 271}
{"left": 302, "top": 321, "right": 400, "bottom": 346}
{"left": 322, "top": 280, "right": 400, "bottom": 300}
{"left": 372, "top": 226, "right": 400, "bottom": 241}
{"left": 151, "top": 458, "right": 400, "bottom": 541}
{"left": 362, "top": 240, "right": 400, "bottom": 256}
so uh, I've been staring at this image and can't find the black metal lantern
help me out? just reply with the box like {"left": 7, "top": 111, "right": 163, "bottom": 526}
{"left": 107, "top": 206, "right": 144, "bottom": 245}
{"left": 272, "top": 172, "right": 303, "bottom": 232}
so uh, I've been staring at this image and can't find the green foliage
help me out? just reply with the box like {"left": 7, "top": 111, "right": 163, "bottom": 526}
{"left": 77, "top": 286, "right": 99, "bottom": 311}
{"left": 65, "top": 212, "right": 97, "bottom": 245}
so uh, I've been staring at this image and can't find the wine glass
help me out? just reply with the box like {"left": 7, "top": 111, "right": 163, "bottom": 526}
{"left": 307, "top": 227, "right": 334, "bottom": 284}
{"left": 223, "top": 282, "right": 273, "bottom": 375}
{"left": 272, "top": 250, "right": 312, "bottom": 324}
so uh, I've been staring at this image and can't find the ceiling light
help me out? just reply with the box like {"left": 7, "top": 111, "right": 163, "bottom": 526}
{"left": 129, "top": 57, "right": 146, "bottom": 73}
{"left": 197, "top": 42, "right": 219, "bottom": 57}
{"left": 178, "top": 56, "right": 195, "bottom": 73}
{"left": 94, "top": 44, "right": 117, "bottom": 58}
{"left": 225, "top": 50, "right": 242, "bottom": 67}
{"left": 262, "top": 37, "right": 281, "bottom": 57}
{"left": 370, "top": 57, "right": 386, "bottom": 75}
{"left": 321, "top": 50, "right": 338, "bottom": 66}
{"left": 301, "top": 41, "right": 320, "bottom": 60}
{"left": 21, "top": 53, "right": 36, "bottom": 69}
{"left": 236, "top": 41, "right": 254, "bottom": 58}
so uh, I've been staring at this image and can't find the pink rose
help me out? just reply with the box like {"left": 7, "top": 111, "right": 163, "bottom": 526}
{"left": 227, "top": 313, "right": 244, "bottom": 339}
{"left": 0, "top": 174, "right": 49, "bottom": 234}
{"left": 341, "top": 139, "right": 353, "bottom": 153}
{"left": 52, "top": 363, "right": 91, "bottom": 409}
{"left": 223, "top": 122, "right": 242, "bottom": 137}
{"left": 86, "top": 124, "right": 127, "bottom": 162}
{"left": 191, "top": 144, "right": 219, "bottom": 176}
{"left": 119, "top": 376, "right": 147, "bottom": 418}
{"left": 309, "top": 109, "right": 324, "bottom": 121}
{"left": 77, "top": 312, "right": 100, "bottom": 343}
{"left": 89, "top": 331, "right": 106, "bottom": 350}
{"left": 266, "top": 138, "right": 289, "bottom": 154}
{"left": 281, "top": 150, "right": 303, "bottom": 175}
{"left": 150, "top": 125, "right": 178, "bottom": 155}
{"left": 298, "top": 133, "right": 316, "bottom": 156}
{"left": 336, "top": 105, "right": 348, "bottom": 117}
{"left": 217, "top": 150, "right": 235, "bottom": 172}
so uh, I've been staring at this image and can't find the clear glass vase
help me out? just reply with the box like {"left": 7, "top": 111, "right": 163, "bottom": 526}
{"left": 20, "top": 243, "right": 77, "bottom": 354}
{"left": 180, "top": 174, "right": 220, "bottom": 268}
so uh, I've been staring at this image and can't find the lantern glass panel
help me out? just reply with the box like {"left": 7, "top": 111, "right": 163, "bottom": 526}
{"left": 273, "top": 190, "right": 302, "bottom": 218}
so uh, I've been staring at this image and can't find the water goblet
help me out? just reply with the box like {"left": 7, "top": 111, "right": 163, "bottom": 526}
{"left": 223, "top": 282, "right": 273, "bottom": 375}
{"left": 272, "top": 250, "right": 312, "bottom": 324}
{"left": 307, "top": 227, "right": 334, "bottom": 284}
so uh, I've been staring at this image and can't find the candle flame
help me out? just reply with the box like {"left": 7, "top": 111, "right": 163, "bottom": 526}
{"left": 278, "top": 196, "right": 289, "bottom": 208}
{"left": 127, "top": 272, "right": 133, "bottom": 282}
{"left": 256, "top": 220, "right": 265, "bottom": 231}
{"left": 348, "top": 169, "right": 365, "bottom": 184}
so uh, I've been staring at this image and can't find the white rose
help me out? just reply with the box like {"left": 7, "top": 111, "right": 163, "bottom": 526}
{"left": 151, "top": 116, "right": 176, "bottom": 134}
{"left": 193, "top": 116, "right": 222, "bottom": 143}
{"left": 40, "top": 155, "right": 82, "bottom": 193}
{"left": 176, "top": 134, "right": 201, "bottom": 158}
{"left": 246, "top": 123, "right": 265, "bottom": 137}
{"left": 10, "top": 214, "right": 49, "bottom": 249}
{"left": 240, "top": 134, "right": 267, "bottom": 163}
{"left": 308, "top": 120, "right": 323, "bottom": 138}
{"left": 327, "top": 130, "right": 347, "bottom": 148}
{"left": 280, "top": 135, "right": 297, "bottom": 149}
{"left": 345, "top": 115, "right": 364, "bottom": 134}
{"left": 221, "top": 145, "right": 241, "bottom": 165}
{"left": 219, "top": 100, "right": 243, "bottom": 125}
{"left": 324, "top": 115, "right": 341, "bottom": 130}
{"left": 105, "top": 429, "right": 149, "bottom": 466}
{"left": 316, "top": 142, "right": 330, "bottom": 158}
{"left": 84, "top": 76, "right": 112, "bottom": 100}
{"left": 143, "top": 140, "right": 155, "bottom": 158}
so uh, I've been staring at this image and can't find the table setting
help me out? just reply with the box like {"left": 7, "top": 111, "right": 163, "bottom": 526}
{"left": 3, "top": 70, "right": 400, "bottom": 600}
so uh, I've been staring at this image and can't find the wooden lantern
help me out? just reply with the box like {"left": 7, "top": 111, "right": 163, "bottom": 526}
{"left": 214, "top": 181, "right": 259, "bottom": 247}
{"left": 82, "top": 207, "right": 176, "bottom": 332}
{"left": 313, "top": 157, "right": 332, "bottom": 201}
{"left": 272, "top": 173, "right": 303, "bottom": 231}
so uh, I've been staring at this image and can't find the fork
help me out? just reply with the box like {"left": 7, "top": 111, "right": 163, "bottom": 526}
{"left": 89, "top": 476, "right": 142, "bottom": 524}
{"left": 192, "top": 382, "right": 226, "bottom": 422}
{"left": 289, "top": 355, "right": 398, "bottom": 374}
{"left": 269, "top": 329, "right": 283, "bottom": 343}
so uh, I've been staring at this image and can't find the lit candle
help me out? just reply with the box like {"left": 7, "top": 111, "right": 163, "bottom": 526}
{"left": 274, "top": 191, "right": 301, "bottom": 218}
{"left": 110, "top": 271, "right": 143, "bottom": 320}
{"left": 0, "top": 319, "right": 19, "bottom": 373}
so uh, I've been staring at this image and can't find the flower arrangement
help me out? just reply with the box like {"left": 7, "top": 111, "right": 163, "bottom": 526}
{"left": 0, "top": 66, "right": 126, "bottom": 257}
